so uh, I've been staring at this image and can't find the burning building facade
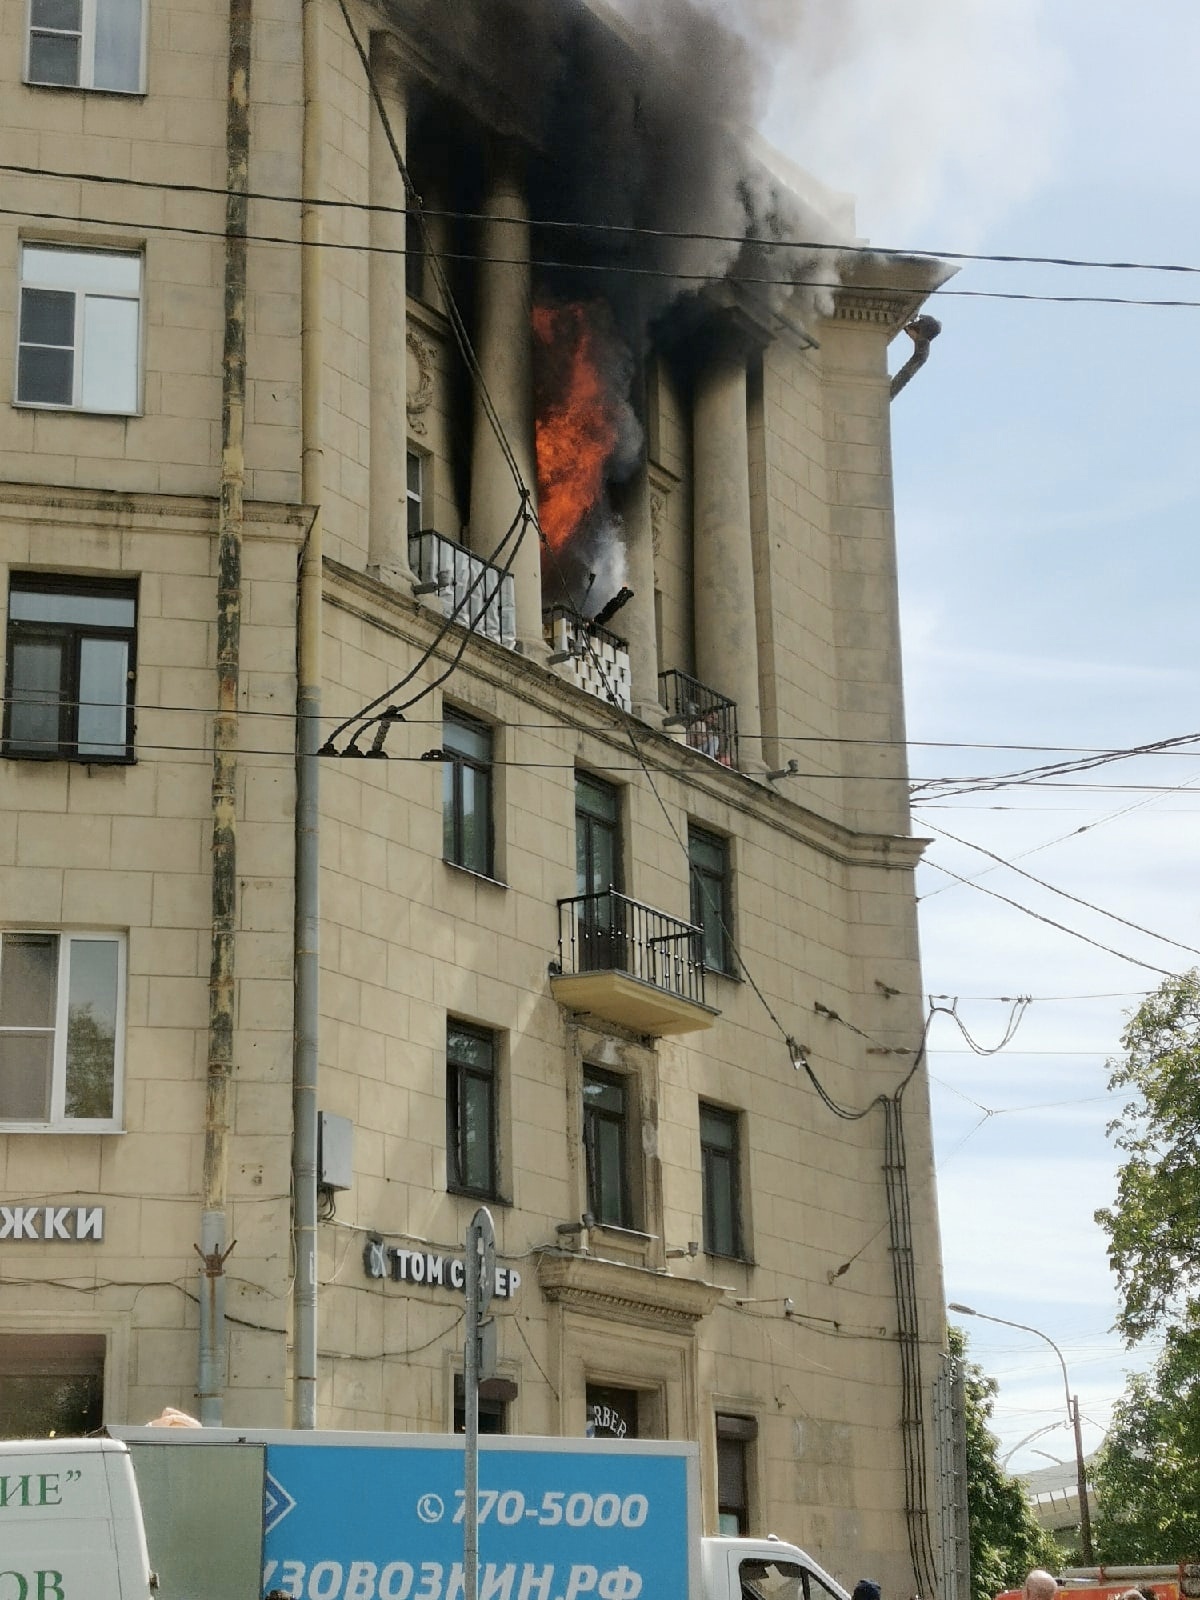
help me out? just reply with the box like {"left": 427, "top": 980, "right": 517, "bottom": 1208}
{"left": 0, "top": 0, "right": 954, "bottom": 1591}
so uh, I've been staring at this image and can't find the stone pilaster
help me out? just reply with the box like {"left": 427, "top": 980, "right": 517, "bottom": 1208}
{"left": 469, "top": 144, "right": 545, "bottom": 658}
{"left": 367, "top": 35, "right": 416, "bottom": 587}
{"left": 692, "top": 326, "right": 763, "bottom": 769}
{"left": 621, "top": 464, "right": 663, "bottom": 722}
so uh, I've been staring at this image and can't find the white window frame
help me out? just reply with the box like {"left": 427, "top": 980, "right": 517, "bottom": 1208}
{"left": 0, "top": 930, "right": 127, "bottom": 1134}
{"left": 25, "top": 0, "right": 147, "bottom": 94}
{"left": 16, "top": 244, "right": 143, "bottom": 415}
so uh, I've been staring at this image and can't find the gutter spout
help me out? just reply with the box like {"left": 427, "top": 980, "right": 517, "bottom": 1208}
{"left": 889, "top": 314, "right": 942, "bottom": 400}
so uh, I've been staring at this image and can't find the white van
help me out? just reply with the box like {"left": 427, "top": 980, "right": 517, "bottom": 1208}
{"left": 0, "top": 1437, "right": 156, "bottom": 1600}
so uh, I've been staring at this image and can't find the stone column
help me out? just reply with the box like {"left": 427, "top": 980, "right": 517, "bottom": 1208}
{"left": 692, "top": 327, "right": 763, "bottom": 768}
{"left": 621, "top": 464, "right": 662, "bottom": 721}
{"left": 367, "top": 34, "right": 416, "bottom": 586}
{"left": 469, "top": 143, "right": 545, "bottom": 657}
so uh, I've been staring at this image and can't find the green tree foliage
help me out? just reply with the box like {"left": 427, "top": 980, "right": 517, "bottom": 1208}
{"left": 1091, "top": 1323, "right": 1200, "bottom": 1562}
{"left": 951, "top": 1326, "right": 1058, "bottom": 1600}
{"left": 1095, "top": 969, "right": 1200, "bottom": 1343}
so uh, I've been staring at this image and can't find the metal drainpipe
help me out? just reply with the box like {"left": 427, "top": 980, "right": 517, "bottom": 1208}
{"left": 889, "top": 314, "right": 942, "bottom": 401}
{"left": 199, "top": 0, "right": 251, "bottom": 1426}
{"left": 292, "top": 0, "right": 325, "bottom": 1431}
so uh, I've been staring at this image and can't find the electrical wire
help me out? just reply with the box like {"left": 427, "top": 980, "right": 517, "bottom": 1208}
{"left": 9, "top": 159, "right": 1200, "bottom": 281}
{"left": 922, "top": 859, "right": 1179, "bottom": 978}
{"left": 923, "top": 819, "right": 1200, "bottom": 959}
{"left": 11, "top": 199, "right": 1200, "bottom": 309}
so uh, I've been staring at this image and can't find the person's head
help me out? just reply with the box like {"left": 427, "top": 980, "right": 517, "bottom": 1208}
{"left": 1023, "top": 1571, "right": 1058, "bottom": 1600}
{"left": 852, "top": 1582, "right": 881, "bottom": 1600}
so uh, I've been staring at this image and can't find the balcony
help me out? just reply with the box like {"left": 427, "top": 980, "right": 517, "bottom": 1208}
{"left": 409, "top": 530, "right": 516, "bottom": 650}
{"left": 552, "top": 889, "right": 719, "bottom": 1036}
{"left": 544, "top": 607, "right": 632, "bottom": 712}
{"left": 658, "top": 669, "right": 738, "bottom": 768}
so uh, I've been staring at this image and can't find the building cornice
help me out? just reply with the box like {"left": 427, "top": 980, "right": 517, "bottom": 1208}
{"left": 829, "top": 253, "right": 957, "bottom": 335}
{"left": 536, "top": 1252, "right": 726, "bottom": 1331}
{"left": 323, "top": 557, "right": 927, "bottom": 874}
{"left": 0, "top": 480, "right": 310, "bottom": 537}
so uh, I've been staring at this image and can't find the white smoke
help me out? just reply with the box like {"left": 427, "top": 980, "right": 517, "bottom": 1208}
{"left": 606, "top": 0, "right": 1066, "bottom": 246}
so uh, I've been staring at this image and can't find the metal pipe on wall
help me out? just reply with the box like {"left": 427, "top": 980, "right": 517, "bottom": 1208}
{"left": 292, "top": 0, "right": 326, "bottom": 1432}
{"left": 200, "top": 0, "right": 252, "bottom": 1426}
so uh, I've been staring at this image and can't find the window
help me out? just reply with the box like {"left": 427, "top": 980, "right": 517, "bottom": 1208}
{"left": 26, "top": 0, "right": 143, "bottom": 91}
{"left": 453, "top": 1374, "right": 516, "bottom": 1434}
{"left": 443, "top": 710, "right": 493, "bottom": 876}
{"left": 4, "top": 576, "right": 137, "bottom": 761}
{"left": 583, "top": 1066, "right": 631, "bottom": 1228}
{"left": 689, "top": 825, "right": 734, "bottom": 974}
{"left": 0, "top": 1334, "right": 106, "bottom": 1438}
{"left": 586, "top": 1383, "right": 641, "bottom": 1441}
{"left": 446, "top": 1020, "right": 497, "bottom": 1197}
{"left": 16, "top": 244, "right": 141, "bottom": 413}
{"left": 575, "top": 773, "right": 622, "bottom": 970}
{"left": 406, "top": 450, "right": 424, "bottom": 537}
{"left": 700, "top": 1103, "right": 743, "bottom": 1258}
{"left": 0, "top": 931, "right": 125, "bottom": 1130}
{"left": 716, "top": 1413, "right": 757, "bottom": 1536}
{"left": 576, "top": 773, "right": 621, "bottom": 897}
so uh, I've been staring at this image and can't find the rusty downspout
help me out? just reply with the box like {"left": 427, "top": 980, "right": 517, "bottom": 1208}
{"left": 889, "top": 314, "right": 942, "bottom": 401}
{"left": 292, "top": 0, "right": 325, "bottom": 1431}
{"left": 199, "top": 0, "right": 251, "bottom": 1425}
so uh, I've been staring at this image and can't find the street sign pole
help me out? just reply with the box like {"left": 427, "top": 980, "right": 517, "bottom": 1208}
{"left": 463, "top": 1206, "right": 495, "bottom": 1600}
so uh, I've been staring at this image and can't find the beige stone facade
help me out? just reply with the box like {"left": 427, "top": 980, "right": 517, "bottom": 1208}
{"left": 0, "top": 0, "right": 950, "bottom": 1591}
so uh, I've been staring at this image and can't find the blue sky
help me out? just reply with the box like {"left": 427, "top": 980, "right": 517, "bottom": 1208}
{"left": 759, "top": 0, "right": 1200, "bottom": 1471}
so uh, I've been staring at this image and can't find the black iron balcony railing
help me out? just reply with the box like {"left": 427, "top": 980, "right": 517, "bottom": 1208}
{"left": 658, "top": 669, "right": 738, "bottom": 767}
{"left": 543, "top": 607, "right": 632, "bottom": 711}
{"left": 409, "top": 530, "right": 516, "bottom": 650}
{"left": 557, "top": 888, "right": 707, "bottom": 1008}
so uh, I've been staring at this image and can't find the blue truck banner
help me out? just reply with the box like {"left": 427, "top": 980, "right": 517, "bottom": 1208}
{"left": 260, "top": 1437, "right": 697, "bottom": 1600}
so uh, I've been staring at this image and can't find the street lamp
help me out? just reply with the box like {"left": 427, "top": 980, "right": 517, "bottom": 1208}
{"left": 949, "top": 1302, "right": 1094, "bottom": 1564}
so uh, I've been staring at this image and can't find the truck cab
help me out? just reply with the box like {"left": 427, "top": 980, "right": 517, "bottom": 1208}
{"left": 0, "top": 1437, "right": 156, "bottom": 1600}
{"left": 701, "top": 1535, "right": 853, "bottom": 1600}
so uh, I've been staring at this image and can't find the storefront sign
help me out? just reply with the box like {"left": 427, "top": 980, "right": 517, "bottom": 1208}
{"left": 363, "top": 1238, "right": 521, "bottom": 1298}
{"left": 0, "top": 1206, "right": 104, "bottom": 1241}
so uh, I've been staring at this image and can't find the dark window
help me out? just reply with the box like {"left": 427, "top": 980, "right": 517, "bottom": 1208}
{"left": 575, "top": 773, "right": 621, "bottom": 897}
{"left": 4, "top": 576, "right": 136, "bottom": 760}
{"left": 443, "top": 710, "right": 493, "bottom": 876}
{"left": 700, "top": 1103, "right": 742, "bottom": 1258}
{"left": 0, "top": 1333, "right": 105, "bottom": 1438}
{"left": 453, "top": 1374, "right": 516, "bottom": 1434}
{"left": 586, "top": 1383, "right": 640, "bottom": 1440}
{"left": 407, "top": 450, "right": 424, "bottom": 538}
{"left": 716, "top": 1413, "right": 757, "bottom": 1536}
{"left": 575, "top": 773, "right": 622, "bottom": 969}
{"left": 446, "top": 1020, "right": 497, "bottom": 1197}
{"left": 583, "top": 1066, "right": 631, "bottom": 1228}
{"left": 689, "top": 825, "right": 734, "bottom": 974}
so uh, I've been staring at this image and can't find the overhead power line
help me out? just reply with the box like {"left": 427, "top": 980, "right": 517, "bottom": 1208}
{"left": 7, "top": 160, "right": 1200, "bottom": 280}
{"left": 9, "top": 201, "right": 1200, "bottom": 310}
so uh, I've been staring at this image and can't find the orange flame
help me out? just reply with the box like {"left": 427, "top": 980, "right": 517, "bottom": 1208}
{"left": 532, "top": 302, "right": 619, "bottom": 552}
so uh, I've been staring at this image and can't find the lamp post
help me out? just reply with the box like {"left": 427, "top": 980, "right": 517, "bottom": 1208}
{"left": 949, "top": 1302, "right": 1094, "bottom": 1564}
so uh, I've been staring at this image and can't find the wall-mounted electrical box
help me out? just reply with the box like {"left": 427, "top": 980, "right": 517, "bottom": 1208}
{"left": 318, "top": 1111, "right": 354, "bottom": 1190}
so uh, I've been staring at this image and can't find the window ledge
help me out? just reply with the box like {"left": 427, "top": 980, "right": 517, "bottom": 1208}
{"left": 0, "top": 1123, "right": 124, "bottom": 1135}
{"left": 443, "top": 860, "right": 508, "bottom": 890}
{"left": 447, "top": 1185, "right": 511, "bottom": 1208}
{"left": 25, "top": 82, "right": 147, "bottom": 97}
{"left": 13, "top": 401, "right": 141, "bottom": 417}
{"left": 704, "top": 1249, "right": 755, "bottom": 1267}
{"left": 3, "top": 750, "right": 135, "bottom": 766}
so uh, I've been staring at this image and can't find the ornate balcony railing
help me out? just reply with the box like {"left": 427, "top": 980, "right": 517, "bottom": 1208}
{"left": 543, "top": 607, "right": 632, "bottom": 712}
{"left": 557, "top": 889, "right": 707, "bottom": 1008}
{"left": 409, "top": 530, "right": 516, "bottom": 650}
{"left": 658, "top": 669, "right": 738, "bottom": 767}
